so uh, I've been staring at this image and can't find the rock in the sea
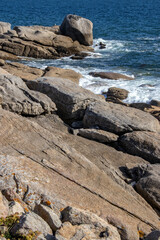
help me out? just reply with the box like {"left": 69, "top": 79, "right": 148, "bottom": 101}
{"left": 150, "top": 99, "right": 160, "bottom": 107}
{"left": 10, "top": 212, "right": 54, "bottom": 239}
{"left": 83, "top": 101, "right": 160, "bottom": 134}
{"left": 107, "top": 87, "right": 129, "bottom": 100}
{"left": 119, "top": 131, "right": 160, "bottom": 163}
{"left": 0, "top": 75, "right": 57, "bottom": 116}
{"left": 43, "top": 66, "right": 82, "bottom": 84}
{"left": 34, "top": 204, "right": 62, "bottom": 232}
{"left": 89, "top": 72, "right": 134, "bottom": 80}
{"left": 73, "top": 128, "right": 118, "bottom": 143}
{"left": 0, "top": 22, "right": 11, "bottom": 34}
{"left": 60, "top": 14, "right": 93, "bottom": 46}
{"left": 26, "top": 77, "right": 102, "bottom": 121}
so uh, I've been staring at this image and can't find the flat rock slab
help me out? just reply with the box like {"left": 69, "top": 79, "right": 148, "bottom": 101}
{"left": 43, "top": 66, "right": 82, "bottom": 84}
{"left": 83, "top": 101, "right": 160, "bottom": 134}
{"left": 26, "top": 77, "right": 103, "bottom": 121}
{"left": 89, "top": 72, "right": 134, "bottom": 80}
{"left": 73, "top": 128, "right": 118, "bottom": 143}
{"left": 119, "top": 131, "right": 160, "bottom": 163}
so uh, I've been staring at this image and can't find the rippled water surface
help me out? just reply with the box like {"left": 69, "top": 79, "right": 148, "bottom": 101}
{"left": 1, "top": 0, "right": 160, "bottom": 102}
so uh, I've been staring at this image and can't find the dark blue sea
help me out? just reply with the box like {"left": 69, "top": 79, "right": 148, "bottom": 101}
{"left": 0, "top": 0, "right": 160, "bottom": 102}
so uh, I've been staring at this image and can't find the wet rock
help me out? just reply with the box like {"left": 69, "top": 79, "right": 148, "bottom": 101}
{"left": 60, "top": 14, "right": 93, "bottom": 46}
{"left": 26, "top": 77, "right": 102, "bottom": 121}
{"left": 119, "top": 131, "right": 160, "bottom": 163}
{"left": 150, "top": 99, "right": 160, "bottom": 107}
{"left": 0, "top": 22, "right": 11, "bottom": 34}
{"left": 71, "top": 52, "right": 90, "bottom": 60}
{"left": 83, "top": 101, "right": 160, "bottom": 134}
{"left": 73, "top": 128, "right": 118, "bottom": 143}
{"left": 99, "top": 42, "right": 106, "bottom": 49}
{"left": 34, "top": 204, "right": 62, "bottom": 232}
{"left": 89, "top": 72, "right": 134, "bottom": 80}
{"left": 43, "top": 66, "right": 82, "bottom": 84}
{"left": 0, "top": 75, "right": 57, "bottom": 116}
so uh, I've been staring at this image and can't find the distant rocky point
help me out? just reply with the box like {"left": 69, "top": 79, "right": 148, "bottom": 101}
{"left": 0, "top": 15, "right": 93, "bottom": 60}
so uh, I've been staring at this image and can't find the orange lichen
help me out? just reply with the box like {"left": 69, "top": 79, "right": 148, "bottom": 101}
{"left": 45, "top": 200, "right": 51, "bottom": 206}
{"left": 60, "top": 208, "right": 65, "bottom": 212}
{"left": 138, "top": 230, "right": 145, "bottom": 239}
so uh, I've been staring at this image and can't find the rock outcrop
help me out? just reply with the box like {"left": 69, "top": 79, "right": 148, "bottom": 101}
{"left": 60, "top": 14, "right": 93, "bottom": 46}
{"left": 0, "top": 21, "right": 11, "bottom": 34}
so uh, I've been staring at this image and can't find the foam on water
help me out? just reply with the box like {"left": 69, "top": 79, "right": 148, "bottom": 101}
{"left": 18, "top": 36, "right": 160, "bottom": 104}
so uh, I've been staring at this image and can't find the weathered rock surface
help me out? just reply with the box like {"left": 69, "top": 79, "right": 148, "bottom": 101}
{"left": 34, "top": 204, "right": 62, "bottom": 232}
{"left": 10, "top": 212, "right": 54, "bottom": 239}
{"left": 0, "top": 50, "right": 19, "bottom": 60}
{"left": 0, "top": 67, "right": 10, "bottom": 75}
{"left": 2, "top": 62, "right": 43, "bottom": 81}
{"left": 0, "top": 192, "right": 8, "bottom": 218}
{"left": 43, "top": 66, "right": 82, "bottom": 84}
{"left": 26, "top": 77, "right": 103, "bottom": 121}
{"left": 0, "top": 108, "right": 159, "bottom": 239}
{"left": 89, "top": 72, "right": 134, "bottom": 80}
{"left": 119, "top": 131, "right": 160, "bottom": 163}
{"left": 134, "top": 164, "right": 160, "bottom": 211}
{"left": 8, "top": 201, "right": 25, "bottom": 216}
{"left": 0, "top": 22, "right": 11, "bottom": 34}
{"left": 73, "top": 128, "right": 118, "bottom": 143}
{"left": 60, "top": 14, "right": 93, "bottom": 46}
{"left": 0, "top": 74, "right": 57, "bottom": 116}
{"left": 83, "top": 101, "right": 160, "bottom": 134}
{"left": 58, "top": 206, "right": 121, "bottom": 240}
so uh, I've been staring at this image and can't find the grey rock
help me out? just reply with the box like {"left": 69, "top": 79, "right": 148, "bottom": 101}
{"left": 150, "top": 99, "right": 160, "bottom": 107}
{"left": 135, "top": 164, "right": 160, "bottom": 211}
{"left": 26, "top": 77, "right": 102, "bottom": 121}
{"left": 10, "top": 212, "right": 54, "bottom": 240}
{"left": 145, "top": 230, "right": 160, "bottom": 240}
{"left": 9, "top": 201, "right": 25, "bottom": 215}
{"left": 60, "top": 14, "right": 93, "bottom": 46}
{"left": 34, "top": 204, "right": 62, "bottom": 232}
{"left": 0, "top": 22, "right": 11, "bottom": 34}
{"left": 73, "top": 128, "right": 118, "bottom": 143}
{"left": 83, "top": 101, "right": 160, "bottom": 134}
{"left": 0, "top": 75, "right": 57, "bottom": 116}
{"left": 119, "top": 131, "right": 160, "bottom": 163}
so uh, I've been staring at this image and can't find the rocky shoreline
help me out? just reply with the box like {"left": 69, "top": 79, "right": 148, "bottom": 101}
{"left": 0, "top": 15, "right": 159, "bottom": 240}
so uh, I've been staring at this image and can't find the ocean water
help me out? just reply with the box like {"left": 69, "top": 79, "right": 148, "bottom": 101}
{"left": 0, "top": 0, "right": 160, "bottom": 103}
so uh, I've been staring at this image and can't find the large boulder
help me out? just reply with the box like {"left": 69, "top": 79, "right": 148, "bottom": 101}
{"left": 0, "top": 74, "right": 56, "bottom": 116}
{"left": 83, "top": 101, "right": 160, "bottom": 135}
{"left": 60, "top": 14, "right": 93, "bottom": 46}
{"left": 0, "top": 22, "right": 11, "bottom": 34}
{"left": 89, "top": 72, "right": 134, "bottom": 80}
{"left": 119, "top": 131, "right": 160, "bottom": 163}
{"left": 26, "top": 77, "right": 103, "bottom": 121}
